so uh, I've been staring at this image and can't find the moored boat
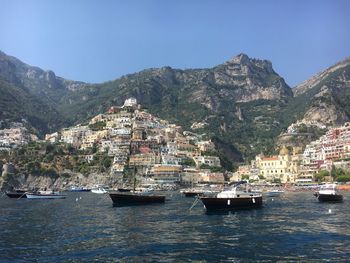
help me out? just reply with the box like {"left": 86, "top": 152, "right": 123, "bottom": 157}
{"left": 109, "top": 191, "right": 165, "bottom": 206}
{"left": 26, "top": 190, "right": 66, "bottom": 199}
{"left": 314, "top": 184, "right": 343, "bottom": 202}
{"left": 5, "top": 189, "right": 28, "bottom": 199}
{"left": 69, "top": 186, "right": 91, "bottom": 192}
{"left": 91, "top": 186, "right": 108, "bottom": 194}
{"left": 200, "top": 181, "right": 263, "bottom": 211}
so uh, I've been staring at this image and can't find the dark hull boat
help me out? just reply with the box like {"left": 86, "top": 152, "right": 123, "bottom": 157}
{"left": 199, "top": 181, "right": 263, "bottom": 211}
{"left": 6, "top": 190, "right": 27, "bottom": 198}
{"left": 314, "top": 184, "right": 343, "bottom": 202}
{"left": 109, "top": 192, "right": 165, "bottom": 206}
{"left": 201, "top": 195, "right": 263, "bottom": 211}
{"left": 314, "top": 193, "right": 343, "bottom": 202}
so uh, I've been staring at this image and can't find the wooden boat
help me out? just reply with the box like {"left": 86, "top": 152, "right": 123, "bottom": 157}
{"left": 314, "top": 184, "right": 343, "bottom": 202}
{"left": 6, "top": 190, "right": 28, "bottom": 198}
{"left": 109, "top": 191, "right": 165, "bottom": 206}
{"left": 200, "top": 181, "right": 263, "bottom": 211}
{"left": 26, "top": 190, "right": 66, "bottom": 199}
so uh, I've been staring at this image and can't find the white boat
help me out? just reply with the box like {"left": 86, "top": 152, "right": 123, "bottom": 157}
{"left": 26, "top": 190, "right": 66, "bottom": 199}
{"left": 314, "top": 184, "right": 343, "bottom": 202}
{"left": 199, "top": 181, "right": 263, "bottom": 211}
{"left": 91, "top": 186, "right": 108, "bottom": 194}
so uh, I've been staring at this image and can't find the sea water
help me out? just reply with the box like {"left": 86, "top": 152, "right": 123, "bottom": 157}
{"left": 0, "top": 191, "right": 349, "bottom": 262}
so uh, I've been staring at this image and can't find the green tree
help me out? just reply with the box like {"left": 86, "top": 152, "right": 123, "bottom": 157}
{"left": 315, "top": 170, "right": 329, "bottom": 182}
{"left": 336, "top": 174, "right": 350, "bottom": 182}
{"left": 241, "top": 174, "right": 250, "bottom": 180}
{"left": 101, "top": 156, "right": 112, "bottom": 169}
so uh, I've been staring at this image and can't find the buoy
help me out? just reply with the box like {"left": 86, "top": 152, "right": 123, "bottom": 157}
{"left": 75, "top": 197, "right": 79, "bottom": 202}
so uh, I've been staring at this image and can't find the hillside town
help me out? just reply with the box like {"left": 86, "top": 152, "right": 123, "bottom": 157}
{"left": 0, "top": 122, "right": 38, "bottom": 151}
{"left": 2, "top": 98, "right": 350, "bottom": 186}
{"left": 235, "top": 122, "right": 350, "bottom": 184}
{"left": 44, "top": 98, "right": 224, "bottom": 186}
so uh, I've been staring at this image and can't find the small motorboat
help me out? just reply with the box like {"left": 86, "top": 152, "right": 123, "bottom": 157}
{"left": 26, "top": 190, "right": 66, "bottom": 199}
{"left": 91, "top": 186, "right": 108, "bottom": 194}
{"left": 200, "top": 181, "right": 263, "bottom": 211}
{"left": 314, "top": 184, "right": 343, "bottom": 202}
{"left": 69, "top": 186, "right": 91, "bottom": 192}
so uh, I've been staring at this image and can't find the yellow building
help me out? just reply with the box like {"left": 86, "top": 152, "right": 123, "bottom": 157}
{"left": 255, "top": 146, "right": 301, "bottom": 183}
{"left": 129, "top": 153, "right": 160, "bottom": 167}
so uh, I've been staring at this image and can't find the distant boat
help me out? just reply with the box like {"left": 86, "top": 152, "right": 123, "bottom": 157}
{"left": 26, "top": 190, "right": 66, "bottom": 199}
{"left": 69, "top": 186, "right": 91, "bottom": 192}
{"left": 200, "top": 181, "right": 263, "bottom": 211}
{"left": 314, "top": 184, "right": 343, "bottom": 202}
{"left": 5, "top": 189, "right": 28, "bottom": 199}
{"left": 91, "top": 186, "right": 108, "bottom": 194}
{"left": 109, "top": 191, "right": 165, "bottom": 206}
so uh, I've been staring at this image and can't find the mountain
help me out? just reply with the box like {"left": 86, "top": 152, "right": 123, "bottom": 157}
{"left": 275, "top": 58, "right": 350, "bottom": 149}
{"left": 55, "top": 53, "right": 293, "bottom": 161}
{"left": 1, "top": 50, "right": 349, "bottom": 165}
{"left": 293, "top": 57, "right": 350, "bottom": 126}
{"left": 0, "top": 51, "right": 87, "bottom": 133}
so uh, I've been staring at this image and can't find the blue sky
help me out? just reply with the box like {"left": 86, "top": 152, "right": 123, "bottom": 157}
{"left": 1, "top": 0, "right": 349, "bottom": 86}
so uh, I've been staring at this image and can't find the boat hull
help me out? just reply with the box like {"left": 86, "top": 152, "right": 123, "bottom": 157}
{"left": 6, "top": 191, "right": 27, "bottom": 198}
{"left": 316, "top": 193, "right": 343, "bottom": 202}
{"left": 200, "top": 196, "right": 263, "bottom": 211}
{"left": 26, "top": 193, "right": 66, "bottom": 199}
{"left": 109, "top": 192, "right": 165, "bottom": 206}
{"left": 69, "top": 188, "right": 90, "bottom": 192}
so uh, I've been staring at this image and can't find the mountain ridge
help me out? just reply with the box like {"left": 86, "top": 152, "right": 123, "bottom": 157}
{"left": 1, "top": 50, "right": 349, "bottom": 164}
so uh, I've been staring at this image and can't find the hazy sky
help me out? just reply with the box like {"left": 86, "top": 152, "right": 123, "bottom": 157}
{"left": 1, "top": 0, "right": 349, "bottom": 86}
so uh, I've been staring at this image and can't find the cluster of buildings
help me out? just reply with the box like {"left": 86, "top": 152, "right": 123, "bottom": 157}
{"left": 235, "top": 122, "right": 350, "bottom": 184}
{"left": 302, "top": 122, "right": 350, "bottom": 173}
{"left": 45, "top": 98, "right": 224, "bottom": 185}
{"left": 0, "top": 123, "right": 38, "bottom": 151}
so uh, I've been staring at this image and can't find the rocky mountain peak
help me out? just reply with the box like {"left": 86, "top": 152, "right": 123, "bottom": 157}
{"left": 228, "top": 53, "right": 250, "bottom": 64}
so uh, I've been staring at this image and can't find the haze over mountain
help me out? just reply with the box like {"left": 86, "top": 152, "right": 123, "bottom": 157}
{"left": 1, "top": 50, "right": 349, "bottom": 164}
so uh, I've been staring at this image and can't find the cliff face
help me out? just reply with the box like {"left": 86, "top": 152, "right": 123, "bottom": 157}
{"left": 293, "top": 58, "right": 350, "bottom": 126}
{"left": 275, "top": 58, "right": 350, "bottom": 150}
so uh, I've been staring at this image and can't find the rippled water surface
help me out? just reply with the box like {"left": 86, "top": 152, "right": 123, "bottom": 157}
{"left": 1, "top": 191, "right": 349, "bottom": 262}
